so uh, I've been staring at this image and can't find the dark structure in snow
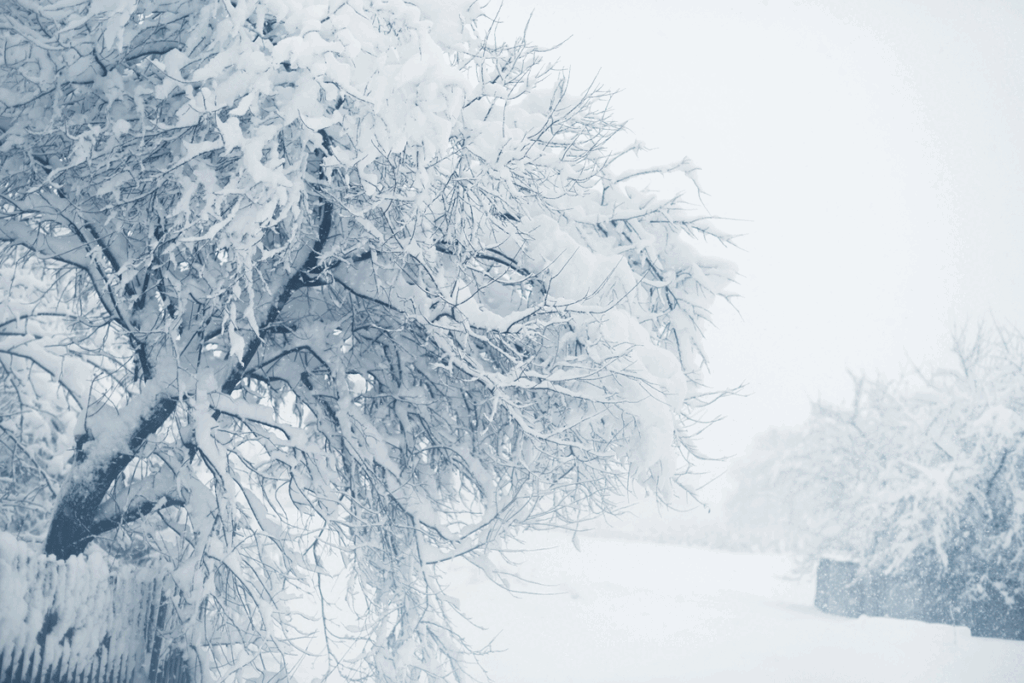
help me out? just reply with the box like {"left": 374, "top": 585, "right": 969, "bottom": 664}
{"left": 813, "top": 558, "right": 861, "bottom": 618}
{"left": 0, "top": 533, "right": 190, "bottom": 683}
{"left": 814, "top": 558, "right": 1024, "bottom": 641}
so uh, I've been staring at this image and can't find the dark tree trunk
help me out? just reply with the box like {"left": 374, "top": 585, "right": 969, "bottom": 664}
{"left": 44, "top": 394, "right": 178, "bottom": 559}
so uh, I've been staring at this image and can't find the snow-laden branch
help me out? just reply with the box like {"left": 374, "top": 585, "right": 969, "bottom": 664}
{"left": 89, "top": 466, "right": 185, "bottom": 537}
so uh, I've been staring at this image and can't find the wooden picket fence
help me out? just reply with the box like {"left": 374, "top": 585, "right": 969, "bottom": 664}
{"left": 815, "top": 557, "right": 1024, "bottom": 640}
{"left": 0, "top": 532, "right": 193, "bottom": 683}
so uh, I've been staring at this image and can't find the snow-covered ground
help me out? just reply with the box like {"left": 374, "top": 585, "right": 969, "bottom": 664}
{"left": 447, "top": 534, "right": 1024, "bottom": 683}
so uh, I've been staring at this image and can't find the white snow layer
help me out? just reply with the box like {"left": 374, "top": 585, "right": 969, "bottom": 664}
{"left": 445, "top": 533, "right": 1024, "bottom": 683}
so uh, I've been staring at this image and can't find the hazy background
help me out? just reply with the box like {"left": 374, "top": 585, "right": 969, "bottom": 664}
{"left": 497, "top": 0, "right": 1024, "bottom": 487}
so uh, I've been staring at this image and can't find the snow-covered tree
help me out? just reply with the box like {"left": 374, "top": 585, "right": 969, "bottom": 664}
{"left": 0, "top": 0, "right": 734, "bottom": 679}
{"left": 727, "top": 326, "right": 1024, "bottom": 609}
{"left": 0, "top": 253, "right": 76, "bottom": 539}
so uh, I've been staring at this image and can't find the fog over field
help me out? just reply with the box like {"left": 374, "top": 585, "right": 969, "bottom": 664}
{"left": 448, "top": 533, "right": 1024, "bottom": 683}
{"left": 500, "top": 0, "right": 1024, "bottom": 468}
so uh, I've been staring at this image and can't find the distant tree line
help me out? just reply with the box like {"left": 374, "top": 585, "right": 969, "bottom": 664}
{"left": 726, "top": 324, "right": 1024, "bottom": 613}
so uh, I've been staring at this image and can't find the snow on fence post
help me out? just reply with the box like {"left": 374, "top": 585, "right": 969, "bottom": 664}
{"left": 0, "top": 531, "right": 192, "bottom": 683}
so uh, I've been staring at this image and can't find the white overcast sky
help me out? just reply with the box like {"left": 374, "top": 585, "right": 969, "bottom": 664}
{"left": 498, "top": 0, "right": 1024, "bottom": 463}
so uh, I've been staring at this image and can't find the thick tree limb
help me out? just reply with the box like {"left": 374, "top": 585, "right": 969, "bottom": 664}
{"left": 88, "top": 467, "right": 185, "bottom": 538}
{"left": 44, "top": 383, "right": 178, "bottom": 559}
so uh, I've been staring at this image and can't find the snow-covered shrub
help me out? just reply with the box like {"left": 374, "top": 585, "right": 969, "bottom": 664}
{"left": 0, "top": 1, "right": 735, "bottom": 680}
{"left": 726, "top": 326, "right": 1024, "bottom": 610}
